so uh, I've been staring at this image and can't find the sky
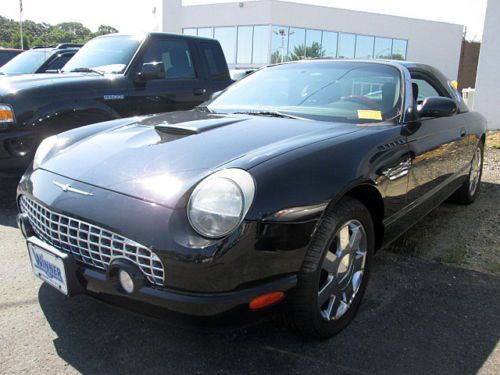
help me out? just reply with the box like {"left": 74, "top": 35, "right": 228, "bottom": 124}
{"left": 0, "top": 0, "right": 487, "bottom": 41}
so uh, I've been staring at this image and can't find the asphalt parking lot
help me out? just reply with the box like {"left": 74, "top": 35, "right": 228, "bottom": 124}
{"left": 1, "top": 176, "right": 499, "bottom": 375}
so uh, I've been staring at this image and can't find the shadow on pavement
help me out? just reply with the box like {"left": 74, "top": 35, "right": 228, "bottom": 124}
{"left": 38, "top": 253, "right": 500, "bottom": 375}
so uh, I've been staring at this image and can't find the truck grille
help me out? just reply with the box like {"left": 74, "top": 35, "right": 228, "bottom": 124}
{"left": 20, "top": 196, "right": 164, "bottom": 286}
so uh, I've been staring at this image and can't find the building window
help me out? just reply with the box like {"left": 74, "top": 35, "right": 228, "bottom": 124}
{"left": 338, "top": 33, "right": 355, "bottom": 59}
{"left": 374, "top": 37, "right": 392, "bottom": 59}
{"left": 252, "top": 25, "right": 269, "bottom": 64}
{"left": 355, "top": 35, "right": 374, "bottom": 59}
{"left": 197, "top": 27, "right": 214, "bottom": 39}
{"left": 214, "top": 27, "right": 236, "bottom": 64}
{"left": 305, "top": 29, "right": 323, "bottom": 59}
{"left": 271, "top": 26, "right": 289, "bottom": 63}
{"left": 237, "top": 26, "right": 253, "bottom": 64}
{"left": 287, "top": 27, "right": 306, "bottom": 61}
{"left": 183, "top": 28, "right": 197, "bottom": 36}
{"left": 322, "top": 31, "right": 338, "bottom": 59}
{"left": 391, "top": 39, "right": 407, "bottom": 60}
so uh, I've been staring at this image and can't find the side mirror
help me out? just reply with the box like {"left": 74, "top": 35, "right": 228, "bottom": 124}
{"left": 210, "top": 91, "right": 222, "bottom": 100}
{"left": 417, "top": 96, "right": 458, "bottom": 118}
{"left": 135, "top": 62, "right": 165, "bottom": 82}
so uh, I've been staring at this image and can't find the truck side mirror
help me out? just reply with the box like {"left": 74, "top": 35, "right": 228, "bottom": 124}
{"left": 135, "top": 62, "right": 165, "bottom": 82}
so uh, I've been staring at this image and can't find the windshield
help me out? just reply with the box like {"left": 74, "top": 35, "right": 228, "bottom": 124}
{"left": 62, "top": 35, "right": 142, "bottom": 74}
{"left": 0, "top": 50, "right": 49, "bottom": 74}
{"left": 207, "top": 62, "right": 402, "bottom": 123}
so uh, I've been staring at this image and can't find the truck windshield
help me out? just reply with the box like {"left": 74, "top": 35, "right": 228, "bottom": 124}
{"left": 206, "top": 62, "right": 402, "bottom": 123}
{"left": 0, "top": 50, "right": 48, "bottom": 75}
{"left": 62, "top": 35, "right": 142, "bottom": 74}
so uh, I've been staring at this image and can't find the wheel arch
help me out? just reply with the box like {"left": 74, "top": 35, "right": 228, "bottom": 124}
{"left": 325, "top": 182, "right": 385, "bottom": 251}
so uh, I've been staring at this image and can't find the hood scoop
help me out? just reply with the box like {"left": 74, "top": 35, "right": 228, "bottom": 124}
{"left": 154, "top": 118, "right": 246, "bottom": 135}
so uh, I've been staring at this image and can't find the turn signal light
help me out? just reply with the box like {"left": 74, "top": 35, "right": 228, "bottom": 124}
{"left": 249, "top": 291, "right": 285, "bottom": 311}
{"left": 0, "top": 104, "right": 15, "bottom": 123}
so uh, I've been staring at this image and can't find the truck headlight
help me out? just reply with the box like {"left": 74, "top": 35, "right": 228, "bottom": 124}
{"left": 33, "top": 135, "right": 58, "bottom": 169}
{"left": 188, "top": 169, "right": 255, "bottom": 238}
{"left": 0, "top": 104, "right": 15, "bottom": 124}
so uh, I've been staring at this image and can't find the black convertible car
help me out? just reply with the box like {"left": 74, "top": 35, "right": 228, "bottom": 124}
{"left": 17, "top": 60, "right": 486, "bottom": 338}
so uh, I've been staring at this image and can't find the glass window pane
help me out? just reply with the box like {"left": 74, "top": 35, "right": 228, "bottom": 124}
{"left": 305, "top": 29, "right": 323, "bottom": 59}
{"left": 214, "top": 27, "right": 236, "bottom": 64}
{"left": 355, "top": 35, "right": 374, "bottom": 59}
{"left": 183, "top": 28, "right": 197, "bottom": 36}
{"left": 338, "top": 33, "right": 355, "bottom": 59}
{"left": 322, "top": 31, "right": 338, "bottom": 59}
{"left": 252, "top": 25, "right": 269, "bottom": 64}
{"left": 197, "top": 27, "right": 214, "bottom": 39}
{"left": 287, "top": 27, "right": 306, "bottom": 61}
{"left": 374, "top": 37, "right": 392, "bottom": 59}
{"left": 391, "top": 39, "right": 407, "bottom": 60}
{"left": 271, "top": 25, "right": 288, "bottom": 64}
{"left": 237, "top": 26, "right": 253, "bottom": 64}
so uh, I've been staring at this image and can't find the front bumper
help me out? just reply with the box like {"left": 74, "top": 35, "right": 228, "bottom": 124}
{"left": 17, "top": 168, "right": 317, "bottom": 319}
{"left": 0, "top": 129, "right": 38, "bottom": 173}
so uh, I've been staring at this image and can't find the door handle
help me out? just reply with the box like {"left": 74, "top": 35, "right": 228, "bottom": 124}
{"left": 460, "top": 128, "right": 467, "bottom": 138}
{"left": 193, "top": 88, "right": 207, "bottom": 96}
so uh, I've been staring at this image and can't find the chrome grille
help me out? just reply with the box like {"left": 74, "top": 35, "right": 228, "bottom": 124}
{"left": 20, "top": 196, "right": 164, "bottom": 286}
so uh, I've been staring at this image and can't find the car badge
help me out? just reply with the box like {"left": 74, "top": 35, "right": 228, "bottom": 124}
{"left": 53, "top": 181, "right": 93, "bottom": 196}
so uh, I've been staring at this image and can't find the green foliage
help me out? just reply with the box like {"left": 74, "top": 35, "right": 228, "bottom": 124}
{"left": 289, "top": 42, "right": 325, "bottom": 61}
{"left": 0, "top": 15, "right": 118, "bottom": 49}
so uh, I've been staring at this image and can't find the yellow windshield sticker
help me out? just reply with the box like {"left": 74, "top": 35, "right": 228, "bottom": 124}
{"left": 357, "top": 110, "right": 382, "bottom": 121}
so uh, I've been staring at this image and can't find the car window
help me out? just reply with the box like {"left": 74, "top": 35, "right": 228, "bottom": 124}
{"left": 207, "top": 62, "right": 402, "bottom": 123}
{"left": 0, "top": 51, "right": 19, "bottom": 66}
{"left": 44, "top": 54, "right": 73, "bottom": 72}
{"left": 140, "top": 39, "right": 196, "bottom": 80}
{"left": 0, "top": 50, "right": 48, "bottom": 74}
{"left": 411, "top": 78, "right": 441, "bottom": 102}
{"left": 201, "top": 42, "right": 228, "bottom": 80}
{"left": 62, "top": 35, "right": 142, "bottom": 74}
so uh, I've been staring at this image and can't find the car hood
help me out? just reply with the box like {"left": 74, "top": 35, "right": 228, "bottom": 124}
{"left": 0, "top": 72, "right": 116, "bottom": 97}
{"left": 41, "top": 110, "right": 361, "bottom": 207}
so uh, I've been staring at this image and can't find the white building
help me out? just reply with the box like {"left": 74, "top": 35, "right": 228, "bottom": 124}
{"left": 474, "top": 0, "right": 499, "bottom": 130}
{"left": 159, "top": 0, "right": 464, "bottom": 80}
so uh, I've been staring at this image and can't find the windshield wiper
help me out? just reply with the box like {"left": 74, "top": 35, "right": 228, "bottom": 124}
{"left": 70, "top": 67, "right": 104, "bottom": 76}
{"left": 232, "top": 110, "right": 302, "bottom": 120}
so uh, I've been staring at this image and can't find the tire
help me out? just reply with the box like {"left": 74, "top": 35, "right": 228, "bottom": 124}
{"left": 449, "top": 141, "right": 484, "bottom": 205}
{"left": 287, "top": 196, "right": 375, "bottom": 339}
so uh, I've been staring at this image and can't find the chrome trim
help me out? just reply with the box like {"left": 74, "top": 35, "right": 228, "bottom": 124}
{"left": 20, "top": 196, "right": 164, "bottom": 286}
{"left": 53, "top": 181, "right": 94, "bottom": 196}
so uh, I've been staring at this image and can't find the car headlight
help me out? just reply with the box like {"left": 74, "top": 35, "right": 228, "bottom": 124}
{"left": 33, "top": 135, "right": 58, "bottom": 169}
{"left": 188, "top": 169, "right": 255, "bottom": 238}
{"left": 0, "top": 104, "right": 15, "bottom": 124}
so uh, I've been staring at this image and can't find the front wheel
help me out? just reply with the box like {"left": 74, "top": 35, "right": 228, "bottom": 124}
{"left": 288, "top": 197, "right": 374, "bottom": 339}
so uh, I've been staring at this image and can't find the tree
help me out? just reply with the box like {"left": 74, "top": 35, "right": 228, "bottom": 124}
{"left": 94, "top": 25, "right": 118, "bottom": 36}
{"left": 0, "top": 16, "right": 118, "bottom": 49}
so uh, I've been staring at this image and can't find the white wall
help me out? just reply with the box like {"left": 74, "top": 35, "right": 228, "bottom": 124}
{"left": 162, "top": 0, "right": 463, "bottom": 79}
{"left": 474, "top": 0, "right": 499, "bottom": 130}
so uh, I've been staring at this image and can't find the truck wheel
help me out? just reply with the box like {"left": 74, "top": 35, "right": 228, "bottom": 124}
{"left": 288, "top": 197, "right": 374, "bottom": 339}
{"left": 449, "top": 141, "right": 484, "bottom": 205}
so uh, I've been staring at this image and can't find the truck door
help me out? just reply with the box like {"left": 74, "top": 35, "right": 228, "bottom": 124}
{"left": 129, "top": 36, "right": 209, "bottom": 114}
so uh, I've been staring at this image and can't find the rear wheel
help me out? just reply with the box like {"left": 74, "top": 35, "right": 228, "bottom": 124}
{"left": 288, "top": 197, "right": 374, "bottom": 339}
{"left": 450, "top": 141, "right": 484, "bottom": 205}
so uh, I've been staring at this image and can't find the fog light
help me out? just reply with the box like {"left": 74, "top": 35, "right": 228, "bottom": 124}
{"left": 118, "top": 270, "right": 134, "bottom": 294}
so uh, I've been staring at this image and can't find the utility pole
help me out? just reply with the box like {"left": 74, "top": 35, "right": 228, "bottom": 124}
{"left": 19, "top": 0, "right": 24, "bottom": 50}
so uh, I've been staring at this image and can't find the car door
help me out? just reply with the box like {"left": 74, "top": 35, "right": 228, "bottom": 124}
{"left": 197, "top": 41, "right": 234, "bottom": 95}
{"left": 128, "top": 36, "right": 209, "bottom": 115}
{"left": 404, "top": 70, "right": 470, "bottom": 212}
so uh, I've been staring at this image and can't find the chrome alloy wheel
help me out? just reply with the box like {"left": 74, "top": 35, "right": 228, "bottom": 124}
{"left": 469, "top": 146, "right": 482, "bottom": 195}
{"left": 318, "top": 220, "right": 367, "bottom": 321}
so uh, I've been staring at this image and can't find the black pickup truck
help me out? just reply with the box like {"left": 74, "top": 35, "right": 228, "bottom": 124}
{"left": 0, "top": 33, "right": 232, "bottom": 173}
